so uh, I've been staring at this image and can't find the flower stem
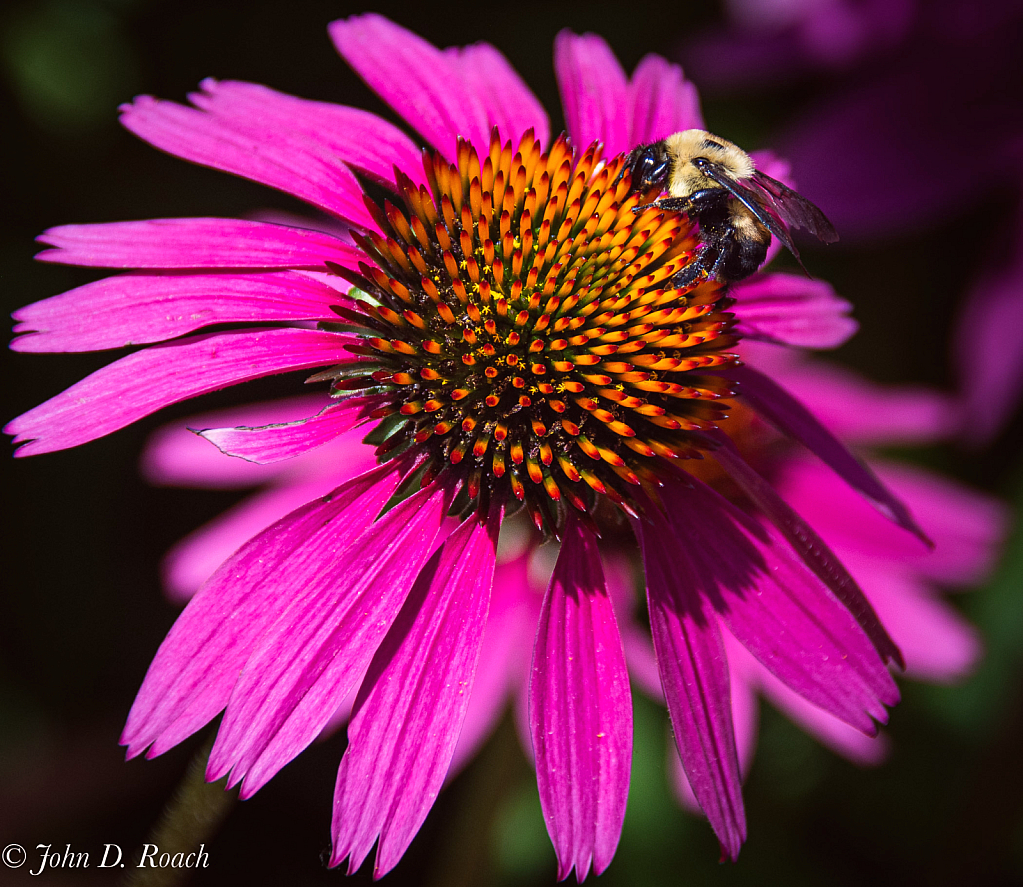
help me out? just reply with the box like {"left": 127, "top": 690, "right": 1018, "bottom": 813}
{"left": 123, "top": 733, "right": 235, "bottom": 887}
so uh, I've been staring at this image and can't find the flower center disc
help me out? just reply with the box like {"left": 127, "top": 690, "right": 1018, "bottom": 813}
{"left": 333, "top": 129, "right": 741, "bottom": 533}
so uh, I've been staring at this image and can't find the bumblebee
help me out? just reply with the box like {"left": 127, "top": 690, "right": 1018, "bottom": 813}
{"left": 619, "top": 130, "right": 838, "bottom": 287}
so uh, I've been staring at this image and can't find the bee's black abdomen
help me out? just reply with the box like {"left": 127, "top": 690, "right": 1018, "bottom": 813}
{"left": 716, "top": 227, "right": 770, "bottom": 281}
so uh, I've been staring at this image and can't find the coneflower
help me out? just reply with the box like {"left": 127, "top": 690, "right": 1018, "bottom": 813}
{"left": 6, "top": 14, "right": 925, "bottom": 879}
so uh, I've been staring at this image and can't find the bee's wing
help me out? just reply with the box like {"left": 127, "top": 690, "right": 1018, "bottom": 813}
{"left": 693, "top": 157, "right": 802, "bottom": 259}
{"left": 749, "top": 171, "right": 839, "bottom": 244}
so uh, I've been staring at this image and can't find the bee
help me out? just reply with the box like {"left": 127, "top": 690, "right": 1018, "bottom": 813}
{"left": 618, "top": 130, "right": 838, "bottom": 288}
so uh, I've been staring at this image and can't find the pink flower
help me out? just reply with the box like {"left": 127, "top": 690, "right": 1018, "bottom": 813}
{"left": 680, "top": 0, "right": 1023, "bottom": 446}
{"left": 664, "top": 345, "right": 1007, "bottom": 806}
{"left": 7, "top": 15, "right": 922, "bottom": 877}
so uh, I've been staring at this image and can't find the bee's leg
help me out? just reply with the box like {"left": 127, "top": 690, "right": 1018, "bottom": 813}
{"left": 650, "top": 197, "right": 692, "bottom": 213}
{"left": 632, "top": 196, "right": 696, "bottom": 216}
{"left": 669, "top": 263, "right": 707, "bottom": 290}
{"left": 670, "top": 246, "right": 718, "bottom": 290}
{"left": 633, "top": 190, "right": 726, "bottom": 216}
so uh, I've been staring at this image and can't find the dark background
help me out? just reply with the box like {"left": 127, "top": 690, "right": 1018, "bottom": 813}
{"left": 2, "top": 1, "right": 1022, "bottom": 885}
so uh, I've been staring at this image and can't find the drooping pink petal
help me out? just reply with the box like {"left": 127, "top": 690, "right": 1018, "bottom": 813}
{"left": 530, "top": 517, "right": 632, "bottom": 881}
{"left": 198, "top": 395, "right": 382, "bottom": 464}
{"left": 766, "top": 355, "right": 959, "bottom": 445}
{"left": 207, "top": 482, "right": 454, "bottom": 795}
{"left": 329, "top": 15, "right": 490, "bottom": 155}
{"left": 554, "top": 31, "right": 632, "bottom": 159}
{"left": 839, "top": 553, "right": 982, "bottom": 683}
{"left": 444, "top": 43, "right": 550, "bottom": 147}
{"left": 636, "top": 515, "right": 746, "bottom": 861}
{"left": 5, "top": 328, "right": 358, "bottom": 456}
{"left": 753, "top": 652, "right": 891, "bottom": 767}
{"left": 12, "top": 271, "right": 350, "bottom": 352}
{"left": 711, "top": 439, "right": 905, "bottom": 669}
{"left": 448, "top": 556, "right": 535, "bottom": 779}
{"left": 141, "top": 396, "right": 336, "bottom": 489}
{"left": 955, "top": 212, "right": 1023, "bottom": 445}
{"left": 628, "top": 54, "right": 704, "bottom": 145}
{"left": 120, "top": 96, "right": 377, "bottom": 230}
{"left": 776, "top": 457, "right": 1008, "bottom": 586}
{"left": 715, "top": 364, "right": 929, "bottom": 543}
{"left": 120, "top": 461, "right": 401, "bottom": 757}
{"left": 659, "top": 472, "right": 897, "bottom": 732}
{"left": 671, "top": 640, "right": 759, "bottom": 811}
{"left": 721, "top": 638, "right": 761, "bottom": 775}
{"left": 35, "top": 218, "right": 361, "bottom": 270}
{"left": 187, "top": 79, "right": 426, "bottom": 188}
{"left": 330, "top": 511, "right": 499, "bottom": 877}
{"left": 730, "top": 273, "right": 857, "bottom": 349}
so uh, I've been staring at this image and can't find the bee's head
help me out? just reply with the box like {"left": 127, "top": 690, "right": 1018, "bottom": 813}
{"left": 618, "top": 141, "right": 672, "bottom": 195}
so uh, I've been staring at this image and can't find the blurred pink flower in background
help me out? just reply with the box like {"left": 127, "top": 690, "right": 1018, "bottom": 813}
{"left": 685, "top": 0, "right": 1023, "bottom": 446}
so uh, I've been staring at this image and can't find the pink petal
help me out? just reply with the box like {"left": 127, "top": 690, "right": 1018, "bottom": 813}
{"left": 448, "top": 557, "right": 535, "bottom": 779}
{"left": 628, "top": 54, "right": 704, "bottom": 145}
{"left": 731, "top": 272, "right": 858, "bottom": 349}
{"left": 140, "top": 395, "right": 337, "bottom": 489}
{"left": 5, "top": 328, "right": 357, "bottom": 456}
{"left": 875, "top": 587, "right": 983, "bottom": 685}
{"left": 198, "top": 396, "right": 381, "bottom": 464}
{"left": 767, "top": 356, "right": 959, "bottom": 445}
{"left": 120, "top": 96, "right": 377, "bottom": 230}
{"left": 841, "top": 553, "right": 982, "bottom": 683}
{"left": 776, "top": 457, "right": 1008, "bottom": 586}
{"left": 660, "top": 473, "right": 897, "bottom": 732}
{"left": 35, "top": 218, "right": 361, "bottom": 270}
{"left": 754, "top": 658, "right": 891, "bottom": 767}
{"left": 955, "top": 212, "right": 1023, "bottom": 445}
{"left": 120, "top": 461, "right": 401, "bottom": 757}
{"left": 554, "top": 31, "right": 632, "bottom": 159}
{"left": 513, "top": 660, "right": 536, "bottom": 765}
{"left": 330, "top": 512, "right": 499, "bottom": 876}
{"left": 444, "top": 43, "right": 550, "bottom": 147}
{"left": 715, "top": 364, "right": 929, "bottom": 544}
{"left": 711, "top": 439, "right": 904, "bottom": 669}
{"left": 161, "top": 431, "right": 377, "bottom": 604}
{"left": 160, "top": 477, "right": 346, "bottom": 602}
{"left": 188, "top": 79, "right": 426, "bottom": 188}
{"left": 876, "top": 462, "right": 1009, "bottom": 585}
{"left": 722, "top": 640, "right": 761, "bottom": 775}
{"left": 207, "top": 482, "right": 453, "bottom": 795}
{"left": 530, "top": 517, "right": 632, "bottom": 881}
{"left": 671, "top": 644, "right": 759, "bottom": 811}
{"left": 12, "top": 271, "right": 350, "bottom": 352}
{"left": 749, "top": 151, "right": 794, "bottom": 186}
{"left": 605, "top": 556, "right": 663, "bottom": 701}
{"left": 329, "top": 15, "right": 490, "bottom": 155}
{"left": 636, "top": 516, "right": 746, "bottom": 860}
